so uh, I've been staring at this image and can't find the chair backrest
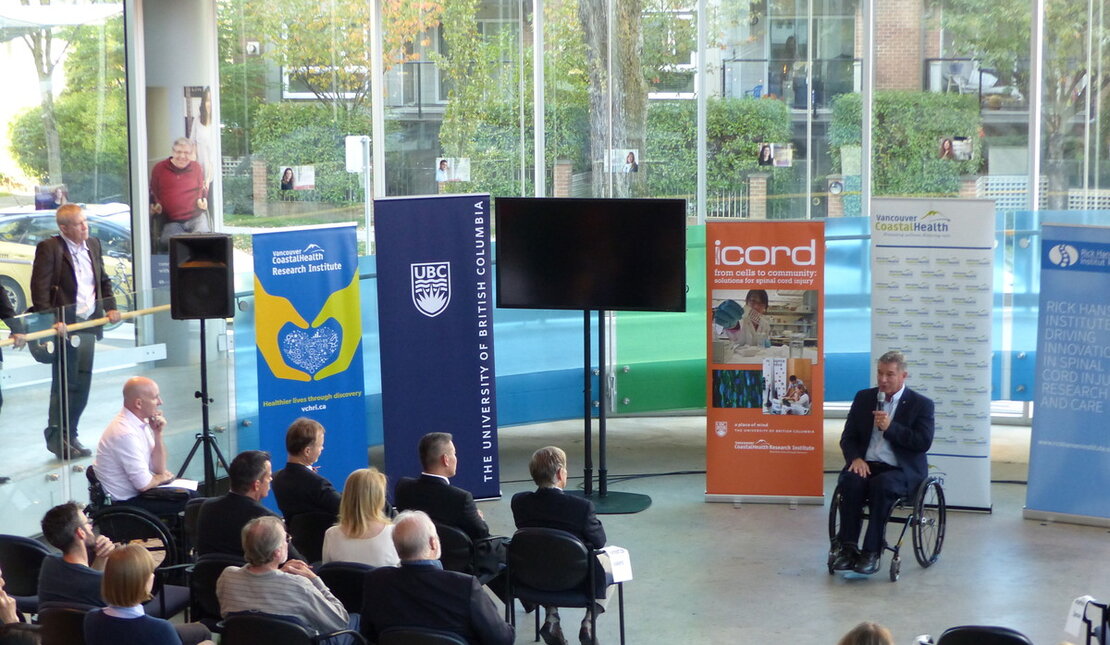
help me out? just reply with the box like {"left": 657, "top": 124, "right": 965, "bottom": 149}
{"left": 0, "top": 534, "right": 54, "bottom": 597}
{"left": 92, "top": 505, "right": 179, "bottom": 568}
{"left": 378, "top": 625, "right": 469, "bottom": 645}
{"left": 286, "top": 511, "right": 335, "bottom": 564}
{"left": 220, "top": 610, "right": 314, "bottom": 645}
{"left": 183, "top": 496, "right": 207, "bottom": 559}
{"left": 38, "top": 604, "right": 89, "bottom": 645}
{"left": 316, "top": 561, "right": 374, "bottom": 614}
{"left": 190, "top": 553, "right": 245, "bottom": 623}
{"left": 85, "top": 465, "right": 109, "bottom": 513}
{"left": 433, "top": 523, "right": 475, "bottom": 575}
{"left": 935, "top": 625, "right": 1035, "bottom": 645}
{"left": 507, "top": 527, "right": 591, "bottom": 592}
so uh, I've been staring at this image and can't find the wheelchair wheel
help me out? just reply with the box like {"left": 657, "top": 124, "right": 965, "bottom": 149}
{"left": 827, "top": 484, "right": 844, "bottom": 542}
{"left": 912, "top": 476, "right": 946, "bottom": 567}
{"left": 826, "top": 484, "right": 845, "bottom": 574}
{"left": 889, "top": 554, "right": 900, "bottom": 582}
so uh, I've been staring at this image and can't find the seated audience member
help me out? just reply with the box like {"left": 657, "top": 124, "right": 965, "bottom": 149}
{"left": 95, "top": 377, "right": 193, "bottom": 517}
{"left": 394, "top": 432, "right": 491, "bottom": 541}
{"left": 195, "top": 450, "right": 304, "bottom": 561}
{"left": 395, "top": 432, "right": 507, "bottom": 591}
{"left": 322, "top": 468, "right": 399, "bottom": 567}
{"left": 837, "top": 621, "right": 895, "bottom": 645}
{"left": 359, "top": 511, "right": 513, "bottom": 645}
{"left": 512, "top": 446, "right": 610, "bottom": 645}
{"left": 84, "top": 545, "right": 214, "bottom": 645}
{"left": 39, "top": 503, "right": 211, "bottom": 645}
{"left": 216, "top": 517, "right": 354, "bottom": 640}
{"left": 1, "top": 564, "right": 39, "bottom": 645}
{"left": 38, "top": 502, "right": 116, "bottom": 606}
{"left": 272, "top": 418, "right": 340, "bottom": 524}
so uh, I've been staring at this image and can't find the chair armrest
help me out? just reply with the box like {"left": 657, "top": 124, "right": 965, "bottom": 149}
{"left": 314, "top": 628, "right": 367, "bottom": 644}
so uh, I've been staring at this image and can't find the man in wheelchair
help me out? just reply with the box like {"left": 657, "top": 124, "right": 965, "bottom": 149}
{"left": 831, "top": 350, "right": 935, "bottom": 575}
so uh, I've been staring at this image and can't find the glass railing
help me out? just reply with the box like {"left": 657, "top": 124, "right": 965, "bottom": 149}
{"left": 0, "top": 287, "right": 234, "bottom": 537}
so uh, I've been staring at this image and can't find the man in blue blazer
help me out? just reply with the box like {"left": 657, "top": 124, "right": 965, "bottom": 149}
{"left": 832, "top": 350, "right": 935, "bottom": 575}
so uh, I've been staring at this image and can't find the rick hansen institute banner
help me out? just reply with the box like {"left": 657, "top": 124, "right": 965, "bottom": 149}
{"left": 375, "top": 194, "right": 500, "bottom": 500}
{"left": 1026, "top": 223, "right": 1110, "bottom": 524}
{"left": 252, "top": 223, "right": 367, "bottom": 497}
{"left": 706, "top": 220, "right": 825, "bottom": 504}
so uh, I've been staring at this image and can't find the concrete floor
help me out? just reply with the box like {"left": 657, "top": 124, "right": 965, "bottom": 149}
{"left": 484, "top": 417, "right": 1109, "bottom": 645}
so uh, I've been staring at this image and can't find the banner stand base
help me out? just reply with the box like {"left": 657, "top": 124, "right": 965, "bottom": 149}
{"left": 704, "top": 494, "right": 824, "bottom": 506}
{"left": 1023, "top": 508, "right": 1110, "bottom": 529}
{"left": 566, "top": 490, "right": 652, "bottom": 515}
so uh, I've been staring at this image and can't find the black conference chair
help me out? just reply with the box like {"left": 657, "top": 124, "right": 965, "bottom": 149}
{"left": 433, "top": 522, "right": 503, "bottom": 587}
{"left": 377, "top": 625, "right": 468, "bottom": 645}
{"left": 220, "top": 610, "right": 366, "bottom": 645}
{"left": 505, "top": 527, "right": 625, "bottom": 645}
{"left": 92, "top": 505, "right": 190, "bottom": 619}
{"left": 287, "top": 511, "right": 336, "bottom": 565}
{"left": 934, "top": 625, "right": 1035, "bottom": 645}
{"left": 0, "top": 534, "right": 56, "bottom": 615}
{"left": 189, "top": 552, "right": 244, "bottom": 632}
{"left": 85, "top": 465, "right": 110, "bottom": 514}
{"left": 316, "top": 561, "right": 375, "bottom": 614}
{"left": 38, "top": 603, "right": 90, "bottom": 645}
{"left": 182, "top": 496, "right": 207, "bottom": 561}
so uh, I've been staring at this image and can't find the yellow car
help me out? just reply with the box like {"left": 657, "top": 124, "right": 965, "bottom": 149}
{"left": 0, "top": 204, "right": 133, "bottom": 319}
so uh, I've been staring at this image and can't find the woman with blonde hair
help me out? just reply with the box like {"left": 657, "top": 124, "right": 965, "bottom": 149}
{"left": 83, "top": 545, "right": 213, "bottom": 645}
{"left": 322, "top": 468, "right": 400, "bottom": 566}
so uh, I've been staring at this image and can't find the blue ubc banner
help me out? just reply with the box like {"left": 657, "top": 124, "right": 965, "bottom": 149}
{"left": 375, "top": 194, "right": 499, "bottom": 499}
{"left": 252, "top": 224, "right": 366, "bottom": 503}
{"left": 1026, "top": 224, "right": 1110, "bottom": 522}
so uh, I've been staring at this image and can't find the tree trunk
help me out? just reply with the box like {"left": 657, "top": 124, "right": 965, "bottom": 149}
{"left": 26, "top": 28, "right": 64, "bottom": 184}
{"left": 578, "top": 0, "right": 647, "bottom": 196}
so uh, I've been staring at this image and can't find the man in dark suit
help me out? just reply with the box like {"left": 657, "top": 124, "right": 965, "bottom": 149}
{"left": 359, "top": 510, "right": 513, "bottom": 645}
{"left": 30, "top": 203, "right": 120, "bottom": 459}
{"left": 394, "top": 432, "right": 490, "bottom": 540}
{"left": 512, "top": 446, "right": 608, "bottom": 645}
{"left": 394, "top": 432, "right": 508, "bottom": 600}
{"left": 0, "top": 291, "right": 26, "bottom": 483}
{"left": 832, "top": 350, "right": 935, "bottom": 576}
{"left": 196, "top": 449, "right": 305, "bottom": 561}
{"left": 272, "top": 417, "right": 340, "bottom": 525}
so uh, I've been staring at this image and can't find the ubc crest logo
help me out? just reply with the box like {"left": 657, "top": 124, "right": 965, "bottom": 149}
{"left": 411, "top": 262, "right": 451, "bottom": 317}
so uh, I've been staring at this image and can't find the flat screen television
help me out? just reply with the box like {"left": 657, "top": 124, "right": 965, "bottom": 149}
{"left": 495, "top": 197, "right": 687, "bottom": 312}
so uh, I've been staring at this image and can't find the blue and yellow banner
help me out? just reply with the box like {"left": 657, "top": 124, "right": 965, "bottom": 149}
{"left": 375, "top": 195, "right": 499, "bottom": 500}
{"left": 252, "top": 224, "right": 366, "bottom": 499}
{"left": 1027, "top": 224, "right": 1110, "bottom": 522}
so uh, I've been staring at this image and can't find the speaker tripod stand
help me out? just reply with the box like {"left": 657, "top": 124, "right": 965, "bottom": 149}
{"left": 177, "top": 318, "right": 230, "bottom": 497}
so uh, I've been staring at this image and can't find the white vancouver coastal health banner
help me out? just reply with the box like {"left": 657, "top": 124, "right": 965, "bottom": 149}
{"left": 871, "top": 198, "right": 994, "bottom": 510}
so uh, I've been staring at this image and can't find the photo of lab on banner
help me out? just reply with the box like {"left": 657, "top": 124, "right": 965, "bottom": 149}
{"left": 705, "top": 221, "right": 825, "bottom": 503}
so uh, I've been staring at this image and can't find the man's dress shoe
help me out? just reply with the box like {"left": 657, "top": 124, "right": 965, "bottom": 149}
{"left": 853, "top": 551, "right": 881, "bottom": 575}
{"left": 540, "top": 619, "right": 567, "bottom": 645}
{"left": 831, "top": 547, "right": 858, "bottom": 572}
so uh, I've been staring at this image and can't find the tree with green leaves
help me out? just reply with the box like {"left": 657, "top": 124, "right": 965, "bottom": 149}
{"left": 936, "top": 0, "right": 1110, "bottom": 208}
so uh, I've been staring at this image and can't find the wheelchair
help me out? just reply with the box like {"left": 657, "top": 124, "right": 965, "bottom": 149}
{"left": 827, "top": 474, "right": 947, "bottom": 581}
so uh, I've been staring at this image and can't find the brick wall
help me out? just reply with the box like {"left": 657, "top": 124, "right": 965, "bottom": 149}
{"left": 875, "top": 0, "right": 923, "bottom": 90}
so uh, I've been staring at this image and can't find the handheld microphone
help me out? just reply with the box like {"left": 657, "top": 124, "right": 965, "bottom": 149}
{"left": 876, "top": 390, "right": 886, "bottom": 411}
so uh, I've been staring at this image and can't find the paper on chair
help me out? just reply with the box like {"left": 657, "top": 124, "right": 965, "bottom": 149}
{"left": 1065, "top": 595, "right": 1096, "bottom": 637}
{"left": 602, "top": 545, "right": 632, "bottom": 582}
{"left": 159, "top": 478, "right": 199, "bottom": 491}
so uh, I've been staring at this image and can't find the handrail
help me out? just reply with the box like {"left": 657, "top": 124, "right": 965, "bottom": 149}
{"left": 0, "top": 304, "right": 171, "bottom": 347}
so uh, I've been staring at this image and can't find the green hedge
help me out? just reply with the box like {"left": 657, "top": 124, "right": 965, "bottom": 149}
{"left": 829, "top": 91, "right": 983, "bottom": 199}
{"left": 251, "top": 102, "right": 373, "bottom": 203}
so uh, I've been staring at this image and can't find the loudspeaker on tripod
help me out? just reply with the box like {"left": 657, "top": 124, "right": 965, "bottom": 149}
{"left": 169, "top": 234, "right": 234, "bottom": 320}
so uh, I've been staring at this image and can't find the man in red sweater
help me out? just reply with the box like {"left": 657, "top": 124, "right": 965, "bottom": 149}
{"left": 150, "top": 137, "right": 209, "bottom": 251}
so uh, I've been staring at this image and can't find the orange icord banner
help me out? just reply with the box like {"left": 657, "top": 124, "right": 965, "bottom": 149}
{"left": 705, "top": 221, "right": 825, "bottom": 503}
